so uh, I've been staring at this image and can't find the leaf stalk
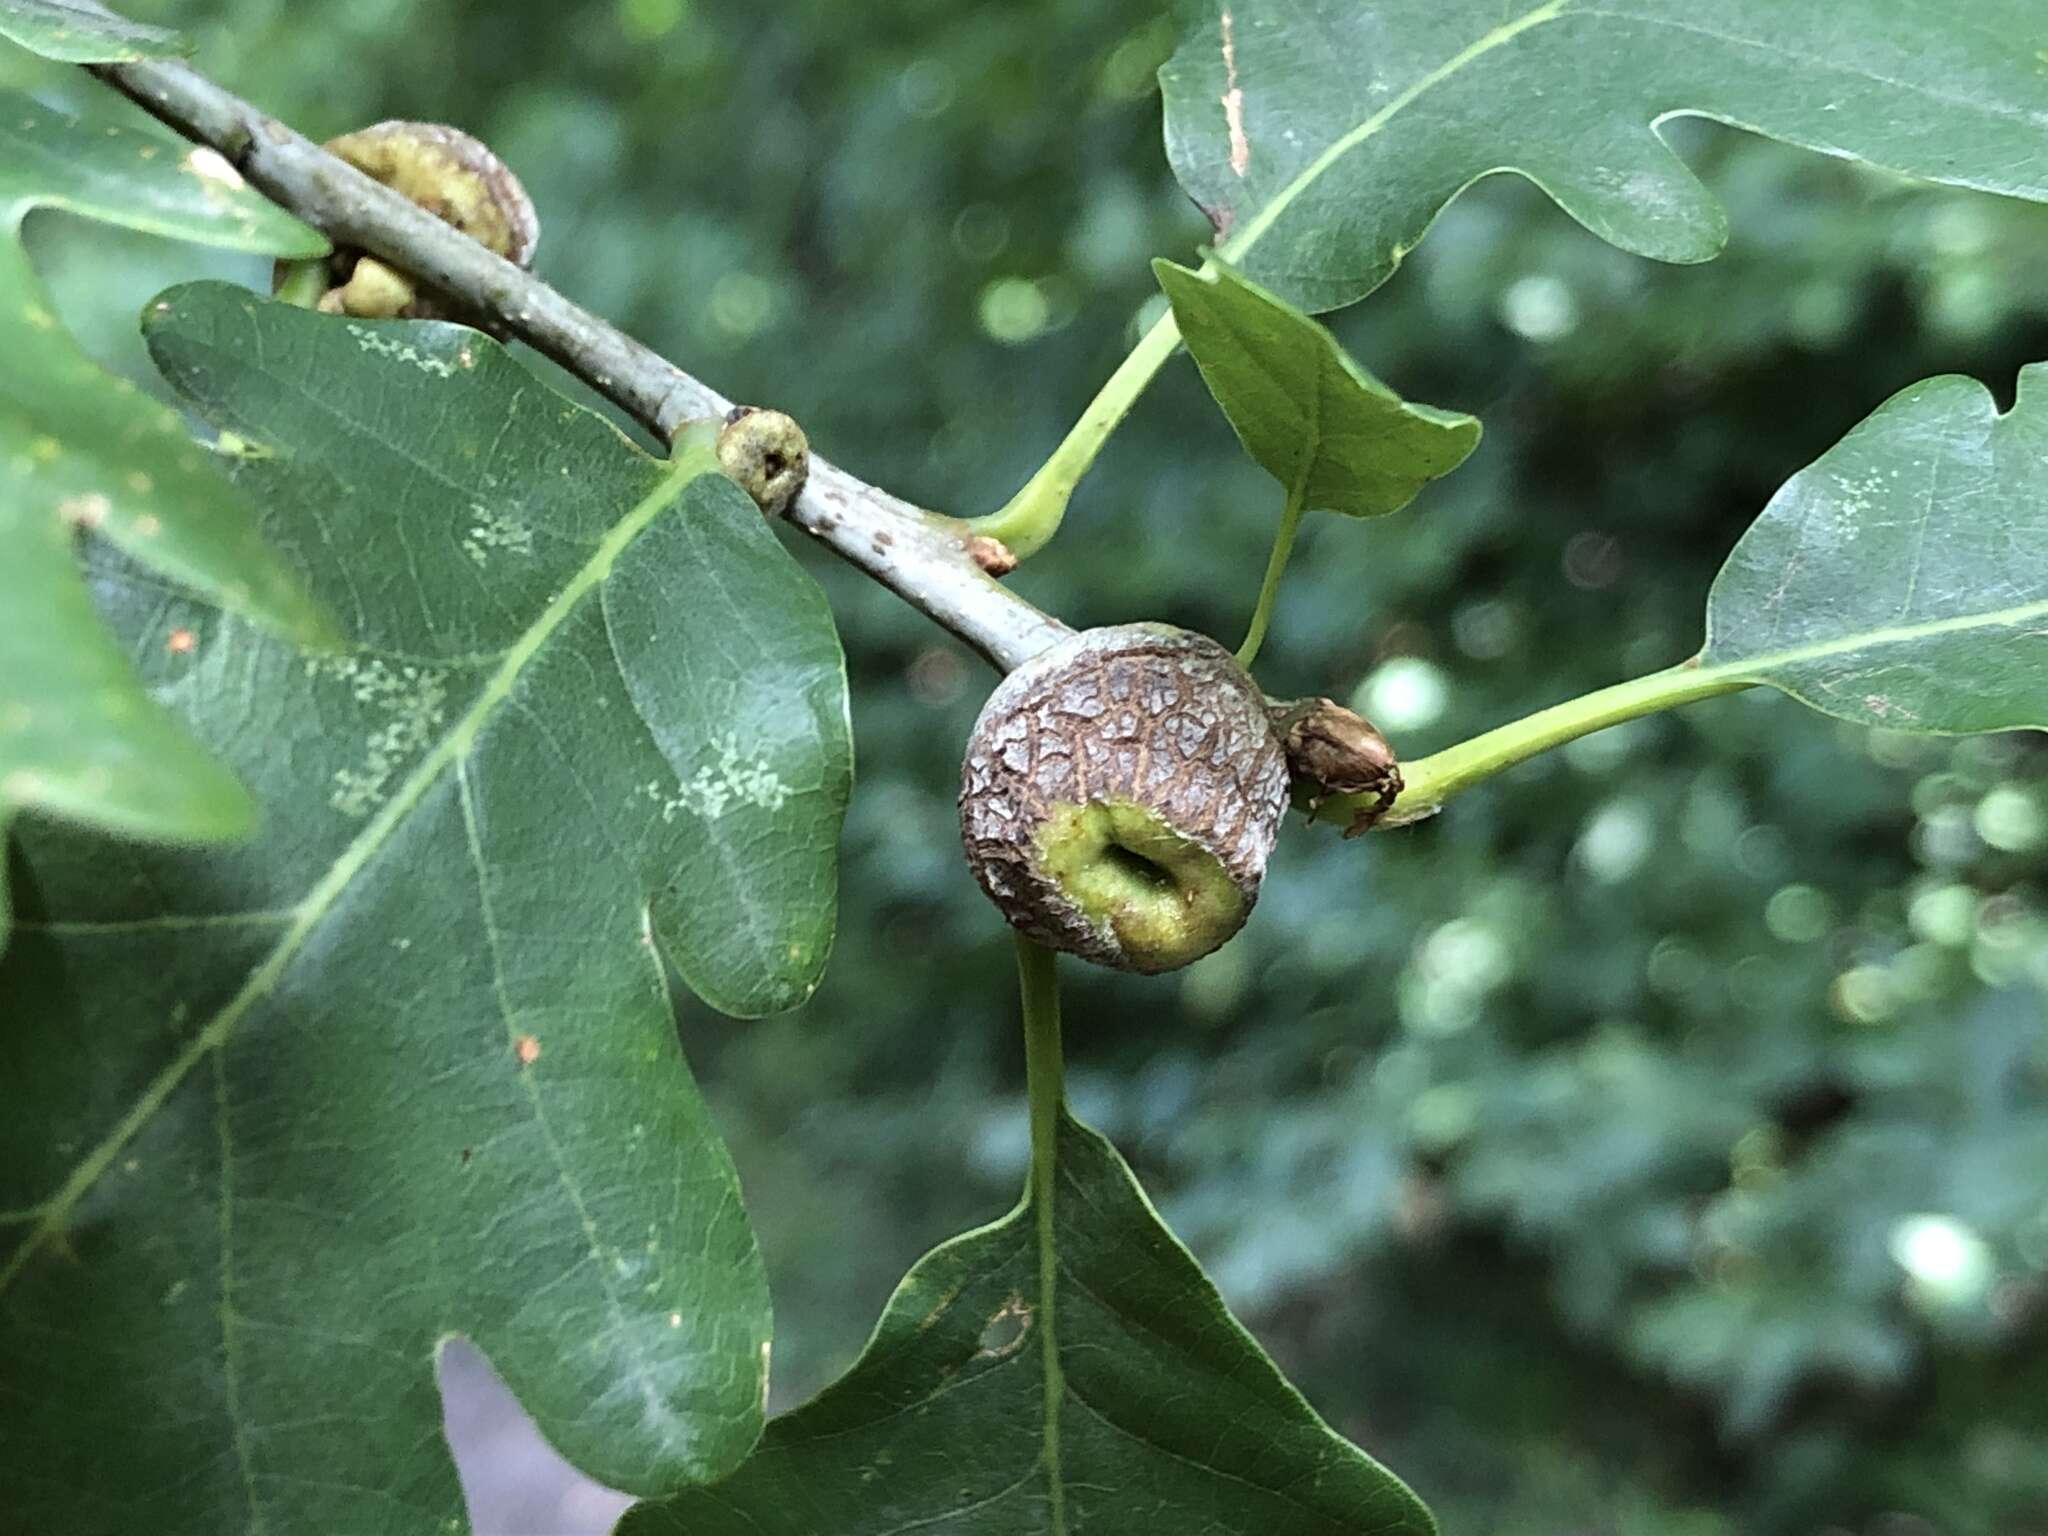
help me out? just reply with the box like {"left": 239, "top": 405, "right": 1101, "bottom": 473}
{"left": 966, "top": 306, "right": 1184, "bottom": 562}
{"left": 1235, "top": 475, "right": 1307, "bottom": 670}
{"left": 1318, "top": 659, "right": 1757, "bottom": 829}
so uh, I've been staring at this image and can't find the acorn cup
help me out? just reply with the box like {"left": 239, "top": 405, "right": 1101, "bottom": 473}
{"left": 958, "top": 623, "right": 1290, "bottom": 974}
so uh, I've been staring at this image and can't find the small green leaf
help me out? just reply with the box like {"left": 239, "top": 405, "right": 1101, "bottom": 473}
{"left": 0, "top": 284, "right": 866, "bottom": 1530}
{"left": 1156, "top": 257, "right": 1479, "bottom": 517}
{"left": 1163, "top": 1, "right": 2048, "bottom": 315}
{"left": 1701, "top": 365, "right": 2048, "bottom": 733}
{"left": 1, "top": 93, "right": 329, "bottom": 852}
{"left": 0, "top": 0, "right": 185, "bottom": 62}
{"left": 621, "top": 1112, "right": 1434, "bottom": 1536}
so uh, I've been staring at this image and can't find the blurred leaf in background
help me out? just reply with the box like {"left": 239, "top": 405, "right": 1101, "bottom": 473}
{"left": 14, "top": 3, "right": 2048, "bottom": 1532}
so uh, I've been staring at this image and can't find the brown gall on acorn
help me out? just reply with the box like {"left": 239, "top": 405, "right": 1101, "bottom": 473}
{"left": 958, "top": 624, "right": 1290, "bottom": 974}
{"left": 717, "top": 407, "right": 811, "bottom": 518}
{"left": 277, "top": 121, "right": 538, "bottom": 323}
{"left": 1269, "top": 696, "right": 1402, "bottom": 837}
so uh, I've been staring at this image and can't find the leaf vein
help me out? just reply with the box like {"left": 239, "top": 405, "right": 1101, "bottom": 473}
{"left": 213, "top": 1049, "right": 265, "bottom": 1534}
{"left": 0, "top": 459, "right": 691, "bottom": 1299}
{"left": 455, "top": 756, "right": 670, "bottom": 1426}
{"left": 1222, "top": 0, "right": 1572, "bottom": 264}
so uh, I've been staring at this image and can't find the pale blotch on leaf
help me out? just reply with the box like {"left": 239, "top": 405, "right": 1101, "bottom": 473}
{"left": 213, "top": 430, "right": 268, "bottom": 459}
{"left": 1219, "top": 8, "right": 1249, "bottom": 180}
{"left": 975, "top": 1294, "right": 1032, "bottom": 1359}
{"left": 641, "top": 734, "right": 793, "bottom": 822}
{"left": 462, "top": 503, "right": 535, "bottom": 567}
{"left": 345, "top": 324, "right": 458, "bottom": 379}
{"left": 181, "top": 146, "right": 246, "bottom": 191}
{"left": 306, "top": 655, "right": 451, "bottom": 818}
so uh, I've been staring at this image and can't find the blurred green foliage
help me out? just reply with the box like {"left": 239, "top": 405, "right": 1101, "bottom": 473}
{"left": 13, "top": 3, "right": 2048, "bottom": 1531}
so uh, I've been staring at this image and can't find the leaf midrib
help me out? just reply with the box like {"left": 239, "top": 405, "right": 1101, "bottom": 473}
{"left": 1575, "top": 6, "right": 2044, "bottom": 131}
{"left": 1704, "top": 594, "right": 2048, "bottom": 679}
{"left": 1036, "top": 1134, "right": 1066, "bottom": 1534}
{"left": 1209, "top": 0, "right": 2048, "bottom": 289}
{"left": 0, "top": 457, "right": 695, "bottom": 1297}
{"left": 1029, "top": 1135, "right": 1426, "bottom": 1534}
{"left": 455, "top": 758, "right": 683, "bottom": 1437}
{"left": 1216, "top": 0, "right": 1571, "bottom": 267}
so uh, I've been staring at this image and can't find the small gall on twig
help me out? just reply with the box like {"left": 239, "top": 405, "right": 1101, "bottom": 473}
{"left": 964, "top": 534, "right": 1017, "bottom": 577}
{"left": 717, "top": 407, "right": 811, "bottom": 518}
{"left": 97, "top": 48, "right": 1074, "bottom": 673}
{"left": 278, "top": 120, "right": 539, "bottom": 325}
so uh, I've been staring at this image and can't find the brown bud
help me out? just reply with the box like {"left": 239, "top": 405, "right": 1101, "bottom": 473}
{"left": 717, "top": 407, "right": 810, "bottom": 517}
{"left": 959, "top": 624, "right": 1289, "bottom": 973}
{"left": 1271, "top": 696, "right": 1402, "bottom": 836}
{"left": 965, "top": 534, "right": 1018, "bottom": 577}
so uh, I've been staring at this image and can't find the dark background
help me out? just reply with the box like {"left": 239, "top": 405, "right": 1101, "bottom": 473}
{"left": 12, "top": 2, "right": 2048, "bottom": 1531}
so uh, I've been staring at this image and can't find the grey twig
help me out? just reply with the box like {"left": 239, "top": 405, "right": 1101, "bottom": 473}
{"left": 88, "top": 55, "right": 1073, "bottom": 672}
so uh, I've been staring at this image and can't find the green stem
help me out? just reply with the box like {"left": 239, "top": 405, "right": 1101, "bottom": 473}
{"left": 1317, "top": 660, "right": 1757, "bottom": 828}
{"left": 1018, "top": 934, "right": 1064, "bottom": 1208}
{"left": 272, "top": 257, "right": 328, "bottom": 309}
{"left": 1015, "top": 935, "right": 1066, "bottom": 1524}
{"left": 1235, "top": 478, "right": 1307, "bottom": 670}
{"left": 967, "top": 307, "right": 1184, "bottom": 562}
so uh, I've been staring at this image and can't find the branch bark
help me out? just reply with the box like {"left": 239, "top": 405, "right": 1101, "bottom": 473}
{"left": 87, "top": 55, "right": 1073, "bottom": 673}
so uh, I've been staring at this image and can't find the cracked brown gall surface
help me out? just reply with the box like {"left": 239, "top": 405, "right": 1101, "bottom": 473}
{"left": 958, "top": 624, "right": 1289, "bottom": 970}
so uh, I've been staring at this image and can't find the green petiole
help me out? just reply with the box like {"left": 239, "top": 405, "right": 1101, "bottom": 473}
{"left": 1316, "top": 660, "right": 1759, "bottom": 829}
{"left": 1235, "top": 476, "right": 1308, "bottom": 671}
{"left": 965, "top": 306, "right": 1184, "bottom": 562}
